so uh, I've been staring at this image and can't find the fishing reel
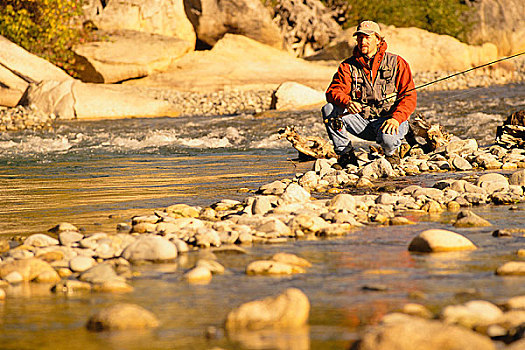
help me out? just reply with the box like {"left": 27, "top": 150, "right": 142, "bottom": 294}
{"left": 324, "top": 115, "right": 344, "bottom": 131}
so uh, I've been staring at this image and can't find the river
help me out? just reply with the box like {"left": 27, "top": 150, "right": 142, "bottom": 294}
{"left": 0, "top": 83, "right": 524, "bottom": 349}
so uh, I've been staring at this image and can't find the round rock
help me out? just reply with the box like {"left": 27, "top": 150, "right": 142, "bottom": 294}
{"left": 121, "top": 235, "right": 177, "bottom": 262}
{"left": 69, "top": 256, "right": 97, "bottom": 273}
{"left": 408, "top": 229, "right": 477, "bottom": 253}
{"left": 86, "top": 303, "right": 159, "bottom": 331}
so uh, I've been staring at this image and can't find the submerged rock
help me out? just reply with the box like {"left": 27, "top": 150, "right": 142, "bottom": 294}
{"left": 351, "top": 313, "right": 496, "bottom": 350}
{"left": 225, "top": 288, "right": 309, "bottom": 330}
{"left": 86, "top": 303, "right": 159, "bottom": 331}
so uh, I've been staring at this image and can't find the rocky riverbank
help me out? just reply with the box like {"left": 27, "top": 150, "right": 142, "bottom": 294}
{"left": 2, "top": 122, "right": 525, "bottom": 347}
{"left": 1, "top": 64, "right": 523, "bottom": 133}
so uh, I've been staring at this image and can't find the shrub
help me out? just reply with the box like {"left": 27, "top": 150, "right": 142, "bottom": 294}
{"left": 324, "top": 0, "right": 475, "bottom": 42}
{"left": 0, "top": 0, "right": 90, "bottom": 76}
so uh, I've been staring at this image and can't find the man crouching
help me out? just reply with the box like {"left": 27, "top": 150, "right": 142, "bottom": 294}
{"left": 322, "top": 20, "right": 417, "bottom": 168}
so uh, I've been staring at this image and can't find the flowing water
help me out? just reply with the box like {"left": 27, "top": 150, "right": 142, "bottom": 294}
{"left": 0, "top": 83, "right": 524, "bottom": 349}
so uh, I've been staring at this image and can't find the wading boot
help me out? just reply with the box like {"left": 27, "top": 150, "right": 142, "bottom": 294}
{"left": 334, "top": 147, "right": 359, "bottom": 169}
{"left": 385, "top": 152, "right": 400, "bottom": 166}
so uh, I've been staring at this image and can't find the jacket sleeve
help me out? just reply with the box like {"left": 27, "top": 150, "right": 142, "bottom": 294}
{"left": 392, "top": 56, "right": 417, "bottom": 123}
{"left": 325, "top": 62, "right": 353, "bottom": 108}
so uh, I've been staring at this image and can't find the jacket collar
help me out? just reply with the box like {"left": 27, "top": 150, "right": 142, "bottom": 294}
{"left": 353, "top": 40, "right": 388, "bottom": 83}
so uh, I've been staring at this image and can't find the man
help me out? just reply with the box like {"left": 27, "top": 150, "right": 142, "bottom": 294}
{"left": 322, "top": 20, "right": 417, "bottom": 168}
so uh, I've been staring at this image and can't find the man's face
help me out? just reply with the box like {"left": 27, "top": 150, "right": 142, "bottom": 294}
{"left": 356, "top": 33, "right": 380, "bottom": 58}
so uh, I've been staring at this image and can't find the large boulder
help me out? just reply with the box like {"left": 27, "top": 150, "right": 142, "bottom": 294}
{"left": 351, "top": 313, "right": 496, "bottom": 350}
{"left": 184, "top": 0, "right": 283, "bottom": 48}
{"left": 126, "top": 34, "right": 335, "bottom": 92}
{"left": 85, "top": 0, "right": 196, "bottom": 45}
{"left": 72, "top": 30, "right": 194, "bottom": 83}
{"left": 467, "top": 0, "right": 525, "bottom": 55}
{"left": 0, "top": 35, "right": 72, "bottom": 107}
{"left": 271, "top": 82, "right": 325, "bottom": 111}
{"left": 23, "top": 80, "right": 180, "bottom": 120}
{"left": 307, "top": 25, "right": 498, "bottom": 73}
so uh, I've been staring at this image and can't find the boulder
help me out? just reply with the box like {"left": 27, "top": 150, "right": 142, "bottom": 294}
{"left": 496, "top": 261, "right": 525, "bottom": 276}
{"left": 23, "top": 80, "right": 180, "bottom": 120}
{"left": 185, "top": 0, "right": 283, "bottom": 48}
{"left": 351, "top": 313, "right": 496, "bottom": 350}
{"left": 308, "top": 25, "right": 498, "bottom": 73}
{"left": 72, "top": 30, "right": 194, "bottom": 83}
{"left": 121, "top": 235, "right": 177, "bottom": 262}
{"left": 467, "top": 0, "right": 525, "bottom": 55}
{"left": 271, "top": 82, "right": 325, "bottom": 111}
{"left": 225, "top": 288, "right": 310, "bottom": 330}
{"left": 0, "top": 35, "right": 72, "bottom": 107}
{"left": 246, "top": 260, "right": 305, "bottom": 275}
{"left": 453, "top": 210, "right": 492, "bottom": 228}
{"left": 0, "top": 258, "right": 57, "bottom": 282}
{"left": 125, "top": 34, "right": 335, "bottom": 92}
{"left": 86, "top": 303, "right": 159, "bottom": 331}
{"left": 408, "top": 229, "right": 477, "bottom": 252}
{"left": 88, "top": 0, "right": 196, "bottom": 44}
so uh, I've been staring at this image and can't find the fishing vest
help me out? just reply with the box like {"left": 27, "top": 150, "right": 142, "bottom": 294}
{"left": 348, "top": 52, "right": 398, "bottom": 119}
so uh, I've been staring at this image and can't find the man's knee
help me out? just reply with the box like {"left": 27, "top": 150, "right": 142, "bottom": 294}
{"left": 321, "top": 103, "right": 334, "bottom": 118}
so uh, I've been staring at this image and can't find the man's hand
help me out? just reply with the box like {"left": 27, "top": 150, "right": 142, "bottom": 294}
{"left": 346, "top": 101, "right": 363, "bottom": 114}
{"left": 381, "top": 118, "right": 400, "bottom": 135}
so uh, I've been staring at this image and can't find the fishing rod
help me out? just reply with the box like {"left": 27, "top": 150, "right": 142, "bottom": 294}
{"left": 333, "top": 50, "right": 524, "bottom": 124}
{"left": 380, "top": 50, "right": 525, "bottom": 104}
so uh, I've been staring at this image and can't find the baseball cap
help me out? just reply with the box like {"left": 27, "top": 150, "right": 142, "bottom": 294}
{"left": 353, "top": 20, "right": 381, "bottom": 37}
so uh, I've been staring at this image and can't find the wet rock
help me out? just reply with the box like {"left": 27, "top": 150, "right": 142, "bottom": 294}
{"left": 504, "top": 296, "right": 525, "bottom": 310}
{"left": 252, "top": 195, "right": 275, "bottom": 215}
{"left": 389, "top": 217, "right": 416, "bottom": 225}
{"left": 281, "top": 183, "right": 310, "bottom": 203}
{"left": 52, "top": 280, "right": 92, "bottom": 294}
{"left": 34, "top": 270, "right": 60, "bottom": 283}
{"left": 0, "top": 258, "right": 57, "bottom": 281}
{"left": 447, "top": 201, "right": 461, "bottom": 211}
{"left": 351, "top": 313, "right": 496, "bottom": 350}
{"left": 69, "top": 256, "right": 97, "bottom": 273}
{"left": 359, "top": 158, "right": 395, "bottom": 178}
{"left": 327, "top": 193, "right": 356, "bottom": 212}
{"left": 510, "top": 169, "right": 525, "bottom": 186}
{"left": 496, "top": 261, "right": 525, "bottom": 276}
{"left": 408, "top": 229, "right": 477, "bottom": 252}
{"left": 86, "top": 303, "right": 159, "bottom": 331}
{"left": 401, "top": 303, "right": 433, "bottom": 319}
{"left": 225, "top": 288, "right": 309, "bottom": 330}
{"left": 258, "top": 180, "right": 287, "bottom": 195}
{"left": 451, "top": 155, "right": 473, "bottom": 171}
{"left": 0, "top": 288, "right": 6, "bottom": 299}
{"left": 165, "top": 203, "right": 200, "bottom": 218}
{"left": 24, "top": 234, "right": 59, "bottom": 247}
{"left": 92, "top": 280, "right": 134, "bottom": 293}
{"left": 4, "top": 271, "right": 23, "bottom": 284}
{"left": 184, "top": 266, "right": 212, "bottom": 284}
{"left": 441, "top": 300, "right": 503, "bottom": 329}
{"left": 246, "top": 260, "right": 305, "bottom": 275}
{"left": 271, "top": 252, "right": 311, "bottom": 267}
{"left": 121, "top": 235, "right": 177, "bottom": 262}
{"left": 131, "top": 222, "right": 157, "bottom": 234}
{"left": 48, "top": 222, "right": 79, "bottom": 234}
{"left": 196, "top": 259, "right": 225, "bottom": 274}
{"left": 194, "top": 227, "right": 222, "bottom": 248}
{"left": 58, "top": 231, "right": 84, "bottom": 246}
{"left": 79, "top": 263, "right": 124, "bottom": 284}
{"left": 446, "top": 139, "right": 478, "bottom": 156}
{"left": 256, "top": 218, "right": 292, "bottom": 237}
{"left": 453, "top": 210, "right": 492, "bottom": 227}
{"left": 289, "top": 214, "right": 329, "bottom": 236}
{"left": 476, "top": 173, "right": 509, "bottom": 193}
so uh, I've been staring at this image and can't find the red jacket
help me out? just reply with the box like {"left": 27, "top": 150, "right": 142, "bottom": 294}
{"left": 326, "top": 41, "right": 417, "bottom": 124}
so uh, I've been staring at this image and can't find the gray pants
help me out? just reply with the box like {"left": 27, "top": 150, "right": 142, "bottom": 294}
{"left": 321, "top": 103, "right": 409, "bottom": 156}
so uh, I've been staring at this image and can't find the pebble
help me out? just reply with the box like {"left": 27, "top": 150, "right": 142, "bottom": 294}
{"left": 246, "top": 260, "right": 305, "bottom": 275}
{"left": 495, "top": 261, "right": 525, "bottom": 276}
